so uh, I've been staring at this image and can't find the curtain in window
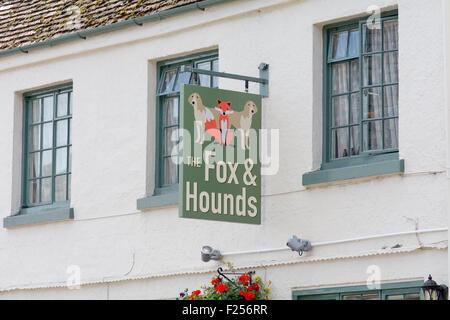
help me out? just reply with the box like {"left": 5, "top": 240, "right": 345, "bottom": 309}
{"left": 332, "top": 62, "right": 349, "bottom": 158}
{"left": 383, "top": 20, "right": 399, "bottom": 149}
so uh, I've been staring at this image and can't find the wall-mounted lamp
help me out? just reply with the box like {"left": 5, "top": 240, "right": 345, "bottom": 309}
{"left": 286, "top": 235, "right": 312, "bottom": 256}
{"left": 421, "top": 275, "right": 448, "bottom": 300}
{"left": 201, "top": 246, "right": 222, "bottom": 262}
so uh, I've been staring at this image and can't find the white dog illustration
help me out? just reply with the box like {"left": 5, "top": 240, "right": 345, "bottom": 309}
{"left": 188, "top": 92, "right": 219, "bottom": 144}
{"left": 229, "top": 101, "right": 258, "bottom": 150}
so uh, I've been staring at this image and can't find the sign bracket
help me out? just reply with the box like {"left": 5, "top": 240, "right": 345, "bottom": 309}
{"left": 181, "top": 63, "right": 269, "bottom": 97}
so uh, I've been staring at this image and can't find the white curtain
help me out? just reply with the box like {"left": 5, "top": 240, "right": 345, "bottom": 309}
{"left": 383, "top": 20, "right": 399, "bottom": 149}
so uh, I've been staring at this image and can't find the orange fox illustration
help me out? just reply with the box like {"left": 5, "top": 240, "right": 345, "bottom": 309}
{"left": 204, "top": 99, "right": 234, "bottom": 146}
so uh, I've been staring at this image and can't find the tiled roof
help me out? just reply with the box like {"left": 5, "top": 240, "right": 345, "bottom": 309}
{"left": 0, "top": 0, "right": 204, "bottom": 51}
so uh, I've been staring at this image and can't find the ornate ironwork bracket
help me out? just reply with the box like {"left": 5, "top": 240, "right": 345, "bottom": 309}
{"left": 217, "top": 267, "right": 255, "bottom": 285}
{"left": 181, "top": 63, "right": 269, "bottom": 97}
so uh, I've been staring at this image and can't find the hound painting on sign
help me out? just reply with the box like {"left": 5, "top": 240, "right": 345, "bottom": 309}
{"left": 179, "top": 84, "right": 262, "bottom": 224}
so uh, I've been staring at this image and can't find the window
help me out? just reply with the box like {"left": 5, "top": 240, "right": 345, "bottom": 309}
{"left": 23, "top": 85, "right": 72, "bottom": 207}
{"left": 156, "top": 51, "right": 218, "bottom": 191}
{"left": 293, "top": 281, "right": 424, "bottom": 300}
{"left": 324, "top": 13, "right": 398, "bottom": 166}
{"left": 302, "top": 12, "right": 402, "bottom": 186}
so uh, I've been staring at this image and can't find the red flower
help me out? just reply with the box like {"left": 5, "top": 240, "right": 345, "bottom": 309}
{"left": 238, "top": 274, "right": 250, "bottom": 285}
{"left": 252, "top": 283, "right": 260, "bottom": 292}
{"left": 192, "top": 290, "right": 201, "bottom": 296}
{"left": 240, "top": 290, "right": 255, "bottom": 300}
{"left": 215, "top": 283, "right": 229, "bottom": 293}
{"left": 211, "top": 278, "right": 221, "bottom": 286}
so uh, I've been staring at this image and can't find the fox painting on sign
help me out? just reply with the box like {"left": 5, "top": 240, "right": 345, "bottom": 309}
{"left": 179, "top": 84, "right": 262, "bottom": 224}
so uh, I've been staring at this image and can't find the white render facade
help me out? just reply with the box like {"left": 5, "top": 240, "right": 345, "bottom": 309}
{"left": 0, "top": 0, "right": 449, "bottom": 299}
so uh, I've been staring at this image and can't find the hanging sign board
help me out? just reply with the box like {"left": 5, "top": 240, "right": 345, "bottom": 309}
{"left": 179, "top": 84, "right": 261, "bottom": 224}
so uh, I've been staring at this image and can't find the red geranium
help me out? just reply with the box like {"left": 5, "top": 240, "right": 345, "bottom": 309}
{"left": 252, "top": 283, "right": 260, "bottom": 292}
{"left": 240, "top": 290, "right": 255, "bottom": 300}
{"left": 215, "top": 283, "right": 229, "bottom": 293}
{"left": 192, "top": 290, "right": 201, "bottom": 296}
{"left": 238, "top": 274, "right": 250, "bottom": 286}
{"left": 211, "top": 278, "right": 221, "bottom": 286}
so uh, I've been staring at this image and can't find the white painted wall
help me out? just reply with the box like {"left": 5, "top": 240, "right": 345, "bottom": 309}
{"left": 0, "top": 0, "right": 447, "bottom": 299}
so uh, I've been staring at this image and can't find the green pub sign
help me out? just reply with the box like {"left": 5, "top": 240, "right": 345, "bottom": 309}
{"left": 179, "top": 84, "right": 261, "bottom": 224}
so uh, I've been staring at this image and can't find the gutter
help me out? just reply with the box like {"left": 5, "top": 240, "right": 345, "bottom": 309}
{"left": 0, "top": 0, "right": 235, "bottom": 58}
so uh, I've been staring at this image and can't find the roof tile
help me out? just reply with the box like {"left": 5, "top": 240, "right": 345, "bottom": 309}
{"left": 0, "top": 0, "right": 204, "bottom": 51}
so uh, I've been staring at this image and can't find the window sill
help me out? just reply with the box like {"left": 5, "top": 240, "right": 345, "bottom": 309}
{"left": 302, "top": 159, "right": 404, "bottom": 186}
{"left": 137, "top": 191, "right": 179, "bottom": 211}
{"left": 3, "top": 204, "right": 74, "bottom": 228}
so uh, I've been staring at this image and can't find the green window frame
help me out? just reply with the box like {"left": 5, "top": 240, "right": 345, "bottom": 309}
{"left": 4, "top": 84, "right": 74, "bottom": 228}
{"left": 22, "top": 85, "right": 73, "bottom": 207}
{"left": 302, "top": 11, "right": 403, "bottom": 186}
{"left": 323, "top": 12, "right": 399, "bottom": 169}
{"left": 293, "top": 281, "right": 424, "bottom": 300}
{"left": 155, "top": 51, "right": 219, "bottom": 195}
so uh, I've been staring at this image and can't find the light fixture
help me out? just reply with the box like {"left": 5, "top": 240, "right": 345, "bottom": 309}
{"left": 286, "top": 235, "right": 312, "bottom": 256}
{"left": 421, "top": 275, "right": 448, "bottom": 300}
{"left": 201, "top": 246, "right": 222, "bottom": 262}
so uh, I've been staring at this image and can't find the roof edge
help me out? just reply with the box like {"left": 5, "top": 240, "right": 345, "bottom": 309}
{"left": 0, "top": 0, "right": 235, "bottom": 58}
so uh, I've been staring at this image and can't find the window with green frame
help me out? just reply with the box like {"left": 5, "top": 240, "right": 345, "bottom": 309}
{"left": 293, "top": 281, "right": 424, "bottom": 300}
{"left": 23, "top": 85, "right": 72, "bottom": 208}
{"left": 323, "top": 13, "right": 398, "bottom": 169}
{"left": 156, "top": 51, "right": 218, "bottom": 191}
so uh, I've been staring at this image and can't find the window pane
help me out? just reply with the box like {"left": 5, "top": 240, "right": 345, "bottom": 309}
{"left": 56, "top": 147, "right": 67, "bottom": 174}
{"left": 55, "top": 175, "right": 67, "bottom": 202}
{"left": 384, "top": 20, "right": 398, "bottom": 50}
{"left": 350, "top": 93, "right": 360, "bottom": 124}
{"left": 363, "top": 120, "right": 383, "bottom": 151}
{"left": 350, "top": 126, "right": 360, "bottom": 156}
{"left": 362, "top": 293, "right": 379, "bottom": 300}
{"left": 174, "top": 71, "right": 192, "bottom": 92}
{"left": 57, "top": 93, "right": 69, "bottom": 117}
{"left": 29, "top": 152, "right": 40, "bottom": 179}
{"left": 69, "top": 119, "right": 72, "bottom": 145}
{"left": 69, "top": 92, "right": 73, "bottom": 115}
{"left": 165, "top": 127, "right": 179, "bottom": 156}
{"left": 197, "top": 61, "right": 211, "bottom": 87}
{"left": 164, "top": 98, "right": 179, "bottom": 126}
{"left": 384, "top": 85, "right": 398, "bottom": 117}
{"left": 363, "top": 87, "right": 382, "bottom": 119}
{"left": 160, "top": 69, "right": 177, "bottom": 94}
{"left": 350, "top": 59, "right": 359, "bottom": 91}
{"left": 68, "top": 146, "right": 72, "bottom": 172}
{"left": 42, "top": 150, "right": 52, "bottom": 177}
{"left": 42, "top": 122, "right": 53, "bottom": 149}
{"left": 386, "top": 295, "right": 404, "bottom": 300}
{"left": 30, "top": 125, "right": 41, "bottom": 151}
{"left": 68, "top": 175, "right": 71, "bottom": 200}
{"left": 28, "top": 180, "right": 40, "bottom": 204}
{"left": 405, "top": 293, "right": 420, "bottom": 300}
{"left": 332, "top": 95, "right": 348, "bottom": 127}
{"left": 212, "top": 59, "right": 219, "bottom": 88}
{"left": 342, "top": 295, "right": 360, "bottom": 300}
{"left": 42, "top": 96, "right": 53, "bottom": 122}
{"left": 164, "top": 157, "right": 178, "bottom": 185}
{"left": 332, "top": 62, "right": 348, "bottom": 94}
{"left": 348, "top": 30, "right": 359, "bottom": 57}
{"left": 332, "top": 127, "right": 349, "bottom": 158}
{"left": 41, "top": 177, "right": 52, "bottom": 203}
{"left": 56, "top": 120, "right": 68, "bottom": 147}
{"left": 384, "top": 51, "right": 398, "bottom": 83}
{"left": 31, "top": 99, "right": 41, "bottom": 123}
{"left": 384, "top": 118, "right": 398, "bottom": 149}
{"left": 363, "top": 54, "right": 382, "bottom": 86}
{"left": 330, "top": 31, "right": 348, "bottom": 59}
{"left": 363, "top": 24, "right": 381, "bottom": 52}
